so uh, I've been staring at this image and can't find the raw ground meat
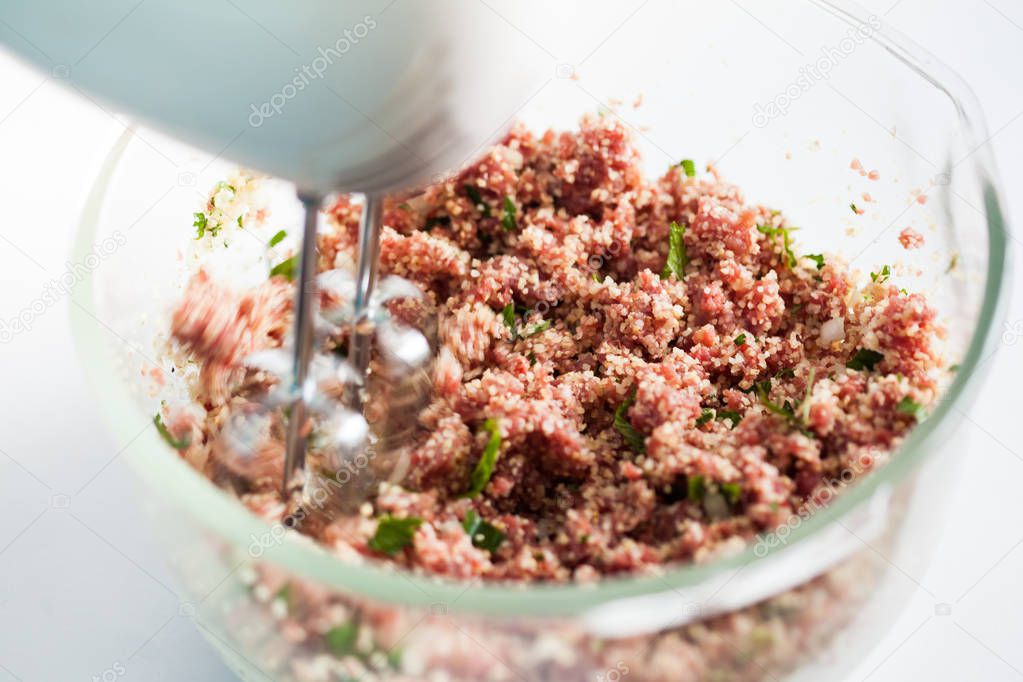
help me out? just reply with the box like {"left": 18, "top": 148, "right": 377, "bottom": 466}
{"left": 899, "top": 226, "right": 925, "bottom": 250}
{"left": 165, "top": 115, "right": 942, "bottom": 584}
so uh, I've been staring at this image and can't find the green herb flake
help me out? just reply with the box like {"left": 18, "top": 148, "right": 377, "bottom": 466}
{"left": 153, "top": 413, "right": 189, "bottom": 450}
{"left": 896, "top": 396, "right": 923, "bottom": 419}
{"left": 660, "top": 221, "right": 688, "bottom": 280}
{"left": 193, "top": 212, "right": 208, "bottom": 239}
{"left": 210, "top": 181, "right": 236, "bottom": 208}
{"left": 720, "top": 482, "right": 743, "bottom": 505}
{"left": 680, "top": 159, "right": 696, "bottom": 177}
{"left": 397, "top": 202, "right": 412, "bottom": 212}
{"left": 687, "top": 475, "right": 706, "bottom": 504}
{"left": 614, "top": 389, "right": 646, "bottom": 453}
{"left": 695, "top": 409, "right": 715, "bottom": 427}
{"left": 269, "top": 255, "right": 297, "bottom": 281}
{"left": 757, "top": 224, "right": 798, "bottom": 268}
{"left": 947, "top": 253, "right": 959, "bottom": 273}
{"left": 501, "top": 302, "right": 517, "bottom": 340}
{"left": 461, "top": 510, "right": 505, "bottom": 553}
{"left": 464, "top": 184, "right": 490, "bottom": 217}
{"left": 734, "top": 333, "right": 747, "bottom": 346}
{"left": 268, "top": 229, "right": 287, "bottom": 247}
{"left": 850, "top": 203, "right": 859, "bottom": 214}
{"left": 870, "top": 265, "right": 891, "bottom": 283}
{"left": 804, "top": 254, "right": 825, "bottom": 270}
{"left": 325, "top": 622, "right": 359, "bottom": 657}
{"left": 949, "top": 364, "right": 960, "bottom": 373}
{"left": 717, "top": 410, "right": 743, "bottom": 428}
{"left": 236, "top": 215, "right": 244, "bottom": 228}
{"left": 526, "top": 320, "right": 550, "bottom": 337}
{"left": 501, "top": 196, "right": 517, "bottom": 232}
{"left": 368, "top": 516, "right": 422, "bottom": 556}
{"left": 754, "top": 378, "right": 811, "bottom": 436}
{"left": 463, "top": 419, "right": 501, "bottom": 498}
{"left": 846, "top": 348, "right": 884, "bottom": 372}
{"left": 591, "top": 272, "right": 602, "bottom": 283}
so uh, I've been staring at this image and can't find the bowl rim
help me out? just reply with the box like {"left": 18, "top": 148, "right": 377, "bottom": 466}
{"left": 70, "top": 0, "right": 1012, "bottom": 618}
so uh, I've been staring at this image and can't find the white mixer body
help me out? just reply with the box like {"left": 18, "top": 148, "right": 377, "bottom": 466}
{"left": 0, "top": 0, "right": 549, "bottom": 195}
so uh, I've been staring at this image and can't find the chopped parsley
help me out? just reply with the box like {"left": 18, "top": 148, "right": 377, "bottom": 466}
{"left": 464, "top": 184, "right": 490, "bottom": 217}
{"left": 209, "top": 182, "right": 236, "bottom": 209}
{"left": 720, "top": 482, "right": 743, "bottom": 505}
{"left": 368, "top": 516, "right": 422, "bottom": 555}
{"left": 153, "top": 413, "right": 189, "bottom": 450}
{"left": 804, "top": 254, "right": 825, "bottom": 270}
{"left": 324, "top": 622, "right": 359, "bottom": 657}
{"left": 846, "top": 348, "right": 884, "bottom": 372}
{"left": 501, "top": 196, "right": 517, "bottom": 232}
{"left": 850, "top": 203, "right": 859, "bottom": 214}
{"left": 717, "top": 410, "right": 743, "bottom": 428}
{"left": 236, "top": 215, "right": 243, "bottom": 228}
{"left": 754, "top": 378, "right": 811, "bottom": 436}
{"left": 757, "top": 224, "right": 798, "bottom": 268}
{"left": 501, "top": 302, "right": 517, "bottom": 340}
{"left": 269, "top": 255, "right": 297, "bottom": 281}
{"left": 687, "top": 475, "right": 706, "bottom": 504}
{"left": 949, "top": 364, "right": 960, "bottom": 373}
{"left": 268, "top": 229, "right": 287, "bottom": 247}
{"left": 896, "top": 396, "right": 923, "bottom": 419}
{"left": 614, "top": 389, "right": 646, "bottom": 453}
{"left": 689, "top": 478, "right": 741, "bottom": 514}
{"left": 525, "top": 320, "right": 550, "bottom": 337}
{"left": 870, "top": 265, "right": 891, "bottom": 283}
{"left": 397, "top": 202, "right": 412, "bottom": 212}
{"left": 463, "top": 419, "right": 501, "bottom": 498}
{"left": 680, "top": 159, "right": 696, "bottom": 177}
{"left": 947, "top": 254, "right": 959, "bottom": 273}
{"left": 734, "top": 333, "right": 747, "bottom": 346}
{"left": 660, "top": 221, "right": 688, "bottom": 280}
{"left": 695, "top": 408, "right": 742, "bottom": 428}
{"left": 462, "top": 510, "right": 505, "bottom": 553}
{"left": 193, "top": 212, "right": 208, "bottom": 239}
{"left": 591, "top": 271, "right": 602, "bottom": 283}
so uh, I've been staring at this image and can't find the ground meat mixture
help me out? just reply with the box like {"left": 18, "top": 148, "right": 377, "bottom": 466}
{"left": 898, "top": 226, "right": 925, "bottom": 250}
{"left": 165, "top": 115, "right": 942, "bottom": 584}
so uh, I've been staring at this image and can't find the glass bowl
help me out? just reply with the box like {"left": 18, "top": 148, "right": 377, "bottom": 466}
{"left": 70, "top": 1, "right": 1010, "bottom": 680}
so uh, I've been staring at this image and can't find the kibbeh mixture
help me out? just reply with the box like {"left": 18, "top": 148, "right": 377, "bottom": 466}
{"left": 160, "top": 114, "right": 941, "bottom": 583}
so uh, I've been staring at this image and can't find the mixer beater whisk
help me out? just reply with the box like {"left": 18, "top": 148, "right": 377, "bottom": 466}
{"left": 223, "top": 193, "right": 435, "bottom": 516}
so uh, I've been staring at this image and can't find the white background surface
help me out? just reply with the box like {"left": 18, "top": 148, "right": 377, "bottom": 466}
{"left": 0, "top": 1, "right": 1021, "bottom": 680}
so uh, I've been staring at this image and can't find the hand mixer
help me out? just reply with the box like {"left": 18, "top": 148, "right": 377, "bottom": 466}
{"left": 0, "top": 0, "right": 547, "bottom": 504}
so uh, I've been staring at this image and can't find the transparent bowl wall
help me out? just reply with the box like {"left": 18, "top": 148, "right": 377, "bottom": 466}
{"left": 70, "top": 1, "right": 1008, "bottom": 680}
